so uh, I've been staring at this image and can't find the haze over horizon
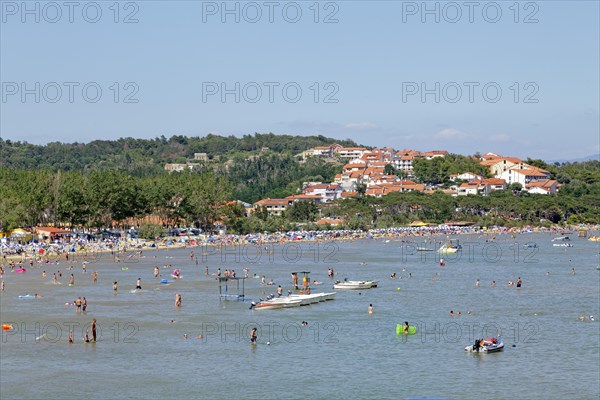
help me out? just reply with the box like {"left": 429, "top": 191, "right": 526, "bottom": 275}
{"left": 1, "top": 1, "right": 598, "bottom": 160}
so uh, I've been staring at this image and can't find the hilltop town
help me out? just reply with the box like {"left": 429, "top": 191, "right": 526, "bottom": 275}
{"left": 213, "top": 144, "right": 558, "bottom": 217}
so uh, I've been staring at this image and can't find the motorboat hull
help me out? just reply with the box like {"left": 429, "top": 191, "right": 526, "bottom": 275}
{"left": 333, "top": 281, "right": 378, "bottom": 290}
{"left": 465, "top": 339, "right": 504, "bottom": 353}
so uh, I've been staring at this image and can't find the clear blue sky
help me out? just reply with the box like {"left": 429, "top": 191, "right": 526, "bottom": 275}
{"left": 1, "top": 0, "right": 598, "bottom": 160}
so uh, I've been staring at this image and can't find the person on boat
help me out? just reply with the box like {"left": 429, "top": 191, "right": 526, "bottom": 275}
{"left": 403, "top": 321, "right": 409, "bottom": 334}
{"left": 277, "top": 285, "right": 283, "bottom": 297}
{"left": 250, "top": 327, "right": 257, "bottom": 343}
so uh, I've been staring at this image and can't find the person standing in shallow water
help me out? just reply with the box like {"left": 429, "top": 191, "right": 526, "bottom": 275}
{"left": 516, "top": 277, "right": 522, "bottom": 288}
{"left": 90, "top": 319, "right": 97, "bottom": 342}
{"left": 175, "top": 293, "right": 182, "bottom": 307}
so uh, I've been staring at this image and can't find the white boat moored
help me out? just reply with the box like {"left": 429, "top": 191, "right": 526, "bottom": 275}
{"left": 333, "top": 280, "right": 378, "bottom": 290}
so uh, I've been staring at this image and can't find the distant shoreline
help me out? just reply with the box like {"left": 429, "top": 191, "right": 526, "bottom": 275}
{"left": 2, "top": 224, "right": 597, "bottom": 264}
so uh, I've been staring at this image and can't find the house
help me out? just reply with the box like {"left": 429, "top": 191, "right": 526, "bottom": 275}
{"left": 340, "top": 191, "right": 358, "bottom": 198}
{"left": 194, "top": 153, "right": 209, "bottom": 161}
{"left": 35, "top": 227, "right": 71, "bottom": 241}
{"left": 284, "top": 194, "right": 323, "bottom": 204}
{"left": 253, "top": 198, "right": 290, "bottom": 216}
{"left": 457, "top": 181, "right": 483, "bottom": 196}
{"left": 342, "top": 163, "right": 366, "bottom": 174}
{"left": 450, "top": 172, "right": 484, "bottom": 182}
{"left": 303, "top": 183, "right": 344, "bottom": 203}
{"left": 481, "top": 178, "right": 507, "bottom": 195}
{"left": 164, "top": 163, "right": 201, "bottom": 172}
{"left": 299, "top": 144, "right": 341, "bottom": 160}
{"left": 500, "top": 167, "right": 550, "bottom": 187}
{"left": 525, "top": 179, "right": 559, "bottom": 194}
{"left": 481, "top": 157, "right": 529, "bottom": 177}
{"left": 421, "top": 150, "right": 449, "bottom": 159}
{"left": 335, "top": 147, "right": 368, "bottom": 159}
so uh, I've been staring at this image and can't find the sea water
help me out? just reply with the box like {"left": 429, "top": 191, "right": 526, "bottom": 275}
{"left": 1, "top": 233, "right": 599, "bottom": 400}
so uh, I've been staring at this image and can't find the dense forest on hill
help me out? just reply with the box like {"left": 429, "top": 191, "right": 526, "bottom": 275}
{"left": 0, "top": 133, "right": 359, "bottom": 174}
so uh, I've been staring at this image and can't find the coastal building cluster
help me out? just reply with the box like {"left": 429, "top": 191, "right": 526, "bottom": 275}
{"left": 253, "top": 145, "right": 559, "bottom": 216}
{"left": 159, "top": 144, "right": 560, "bottom": 218}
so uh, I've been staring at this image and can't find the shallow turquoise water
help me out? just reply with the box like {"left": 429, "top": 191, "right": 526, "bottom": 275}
{"left": 1, "top": 233, "right": 599, "bottom": 400}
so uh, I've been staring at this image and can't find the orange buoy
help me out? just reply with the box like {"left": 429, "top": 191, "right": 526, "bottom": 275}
{"left": 2, "top": 324, "right": 14, "bottom": 331}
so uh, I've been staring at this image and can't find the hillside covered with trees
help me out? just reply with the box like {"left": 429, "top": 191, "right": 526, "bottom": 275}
{"left": 0, "top": 133, "right": 359, "bottom": 174}
{"left": 1, "top": 134, "right": 599, "bottom": 233}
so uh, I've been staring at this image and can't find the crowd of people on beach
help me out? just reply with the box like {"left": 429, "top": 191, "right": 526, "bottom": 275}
{"left": 1, "top": 224, "right": 596, "bottom": 345}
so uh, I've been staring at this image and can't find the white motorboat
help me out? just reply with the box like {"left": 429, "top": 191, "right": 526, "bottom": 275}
{"left": 250, "top": 297, "right": 303, "bottom": 310}
{"left": 333, "top": 280, "right": 378, "bottom": 290}
{"left": 552, "top": 236, "right": 570, "bottom": 241}
{"left": 289, "top": 292, "right": 336, "bottom": 305}
{"left": 465, "top": 337, "right": 504, "bottom": 353}
{"left": 553, "top": 243, "right": 573, "bottom": 247}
